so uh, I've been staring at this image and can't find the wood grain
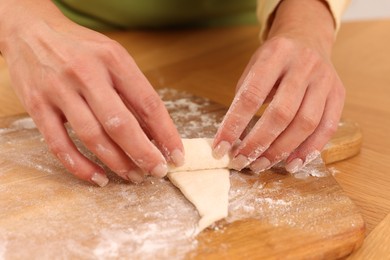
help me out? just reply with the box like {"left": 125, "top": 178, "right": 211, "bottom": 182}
{"left": 348, "top": 213, "right": 390, "bottom": 259}
{"left": 331, "top": 20, "right": 390, "bottom": 235}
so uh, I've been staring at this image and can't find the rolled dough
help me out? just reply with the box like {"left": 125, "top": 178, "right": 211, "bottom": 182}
{"left": 167, "top": 138, "right": 232, "bottom": 233}
{"left": 168, "top": 169, "right": 230, "bottom": 233}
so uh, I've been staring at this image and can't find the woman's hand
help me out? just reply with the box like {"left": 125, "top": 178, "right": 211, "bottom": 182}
{"left": 214, "top": 0, "right": 345, "bottom": 173}
{"left": 0, "top": 0, "right": 184, "bottom": 186}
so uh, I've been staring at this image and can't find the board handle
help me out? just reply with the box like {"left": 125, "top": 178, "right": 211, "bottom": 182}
{"left": 322, "top": 120, "right": 362, "bottom": 164}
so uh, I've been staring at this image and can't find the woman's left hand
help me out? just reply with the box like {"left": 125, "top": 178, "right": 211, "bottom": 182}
{"left": 213, "top": 0, "right": 345, "bottom": 174}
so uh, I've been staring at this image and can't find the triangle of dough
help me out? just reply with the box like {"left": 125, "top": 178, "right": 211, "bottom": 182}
{"left": 168, "top": 169, "right": 230, "bottom": 233}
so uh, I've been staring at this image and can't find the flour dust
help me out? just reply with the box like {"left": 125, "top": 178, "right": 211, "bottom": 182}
{"left": 0, "top": 88, "right": 352, "bottom": 259}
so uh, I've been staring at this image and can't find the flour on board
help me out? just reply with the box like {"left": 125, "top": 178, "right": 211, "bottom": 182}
{"left": 0, "top": 88, "right": 355, "bottom": 259}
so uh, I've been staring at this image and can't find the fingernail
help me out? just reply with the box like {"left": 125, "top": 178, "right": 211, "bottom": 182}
{"left": 229, "top": 154, "right": 250, "bottom": 170}
{"left": 91, "top": 173, "right": 109, "bottom": 187}
{"left": 213, "top": 141, "right": 231, "bottom": 159}
{"left": 127, "top": 170, "right": 144, "bottom": 184}
{"left": 151, "top": 163, "right": 168, "bottom": 178}
{"left": 285, "top": 158, "right": 304, "bottom": 174}
{"left": 170, "top": 149, "right": 185, "bottom": 167}
{"left": 250, "top": 157, "right": 271, "bottom": 174}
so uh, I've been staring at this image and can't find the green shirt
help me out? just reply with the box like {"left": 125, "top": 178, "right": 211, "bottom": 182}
{"left": 53, "top": 0, "right": 257, "bottom": 30}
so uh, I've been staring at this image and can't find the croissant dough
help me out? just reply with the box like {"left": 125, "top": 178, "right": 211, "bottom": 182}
{"left": 168, "top": 169, "right": 230, "bottom": 233}
{"left": 167, "top": 138, "right": 231, "bottom": 233}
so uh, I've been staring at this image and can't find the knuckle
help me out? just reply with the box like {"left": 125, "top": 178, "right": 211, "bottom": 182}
{"left": 271, "top": 105, "right": 295, "bottom": 125}
{"left": 104, "top": 39, "right": 122, "bottom": 51}
{"left": 62, "top": 58, "right": 82, "bottom": 77}
{"left": 44, "top": 73, "right": 59, "bottom": 89}
{"left": 303, "top": 48, "right": 321, "bottom": 66}
{"left": 61, "top": 59, "right": 94, "bottom": 87}
{"left": 25, "top": 96, "right": 46, "bottom": 117}
{"left": 77, "top": 122, "right": 103, "bottom": 146}
{"left": 61, "top": 58, "right": 98, "bottom": 88}
{"left": 46, "top": 135, "right": 66, "bottom": 155}
{"left": 239, "top": 86, "right": 263, "bottom": 110}
{"left": 336, "top": 82, "right": 346, "bottom": 99}
{"left": 317, "top": 65, "right": 334, "bottom": 82}
{"left": 299, "top": 115, "right": 319, "bottom": 133}
{"left": 268, "top": 36, "right": 295, "bottom": 52}
{"left": 284, "top": 77, "right": 301, "bottom": 90}
{"left": 104, "top": 113, "right": 130, "bottom": 134}
{"left": 46, "top": 74, "right": 70, "bottom": 98}
{"left": 323, "top": 120, "right": 338, "bottom": 136}
{"left": 98, "top": 40, "right": 125, "bottom": 62}
{"left": 139, "top": 94, "right": 164, "bottom": 118}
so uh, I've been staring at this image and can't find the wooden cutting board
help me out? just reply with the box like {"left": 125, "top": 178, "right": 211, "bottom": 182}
{"left": 0, "top": 89, "right": 364, "bottom": 259}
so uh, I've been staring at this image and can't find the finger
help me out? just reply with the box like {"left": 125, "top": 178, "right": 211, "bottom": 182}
{"left": 108, "top": 55, "right": 184, "bottom": 167}
{"left": 120, "top": 93, "right": 184, "bottom": 168}
{"left": 213, "top": 52, "right": 285, "bottom": 158}
{"left": 249, "top": 79, "right": 329, "bottom": 173}
{"left": 57, "top": 91, "right": 145, "bottom": 183}
{"left": 229, "top": 68, "right": 310, "bottom": 170}
{"left": 285, "top": 84, "right": 345, "bottom": 173}
{"left": 235, "top": 49, "right": 260, "bottom": 93}
{"left": 32, "top": 106, "right": 109, "bottom": 187}
{"left": 236, "top": 50, "right": 279, "bottom": 103}
{"left": 81, "top": 79, "right": 168, "bottom": 178}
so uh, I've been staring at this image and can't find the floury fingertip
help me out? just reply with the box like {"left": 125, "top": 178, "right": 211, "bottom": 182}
{"left": 212, "top": 141, "right": 231, "bottom": 159}
{"left": 170, "top": 149, "right": 185, "bottom": 167}
{"left": 91, "top": 173, "right": 109, "bottom": 187}
{"left": 285, "top": 158, "right": 303, "bottom": 174}
{"left": 151, "top": 163, "right": 168, "bottom": 178}
{"left": 229, "top": 154, "right": 250, "bottom": 170}
{"left": 127, "top": 170, "right": 144, "bottom": 184}
{"left": 250, "top": 157, "right": 271, "bottom": 174}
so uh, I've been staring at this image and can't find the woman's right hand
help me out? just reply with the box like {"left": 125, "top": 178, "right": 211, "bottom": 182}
{"left": 0, "top": 0, "right": 184, "bottom": 186}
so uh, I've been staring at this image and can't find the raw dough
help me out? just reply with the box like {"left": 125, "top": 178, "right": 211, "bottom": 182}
{"left": 167, "top": 138, "right": 231, "bottom": 232}
{"left": 168, "top": 169, "right": 230, "bottom": 233}
{"left": 169, "top": 138, "right": 230, "bottom": 172}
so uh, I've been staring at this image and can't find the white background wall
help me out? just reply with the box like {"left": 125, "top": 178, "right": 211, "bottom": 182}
{"left": 342, "top": 0, "right": 390, "bottom": 21}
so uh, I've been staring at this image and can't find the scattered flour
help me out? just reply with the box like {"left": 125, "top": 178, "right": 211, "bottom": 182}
{"left": 105, "top": 116, "right": 122, "bottom": 129}
{"left": 328, "top": 167, "right": 340, "bottom": 176}
{"left": 160, "top": 88, "right": 222, "bottom": 138}
{"left": 0, "top": 88, "right": 353, "bottom": 259}
{"left": 9, "top": 117, "right": 37, "bottom": 130}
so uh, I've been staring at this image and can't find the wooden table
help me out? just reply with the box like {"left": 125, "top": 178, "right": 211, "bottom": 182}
{"left": 1, "top": 20, "right": 390, "bottom": 257}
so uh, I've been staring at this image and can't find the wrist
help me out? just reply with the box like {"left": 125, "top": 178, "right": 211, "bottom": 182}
{"left": 267, "top": 0, "right": 335, "bottom": 56}
{"left": 0, "top": 1, "right": 16, "bottom": 52}
{"left": 0, "top": 0, "right": 67, "bottom": 54}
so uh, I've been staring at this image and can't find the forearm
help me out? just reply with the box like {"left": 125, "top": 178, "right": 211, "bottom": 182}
{"left": 267, "top": 0, "right": 335, "bottom": 56}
